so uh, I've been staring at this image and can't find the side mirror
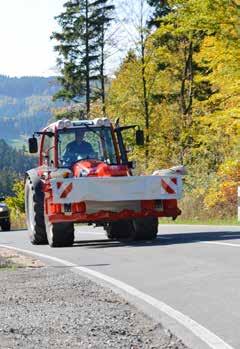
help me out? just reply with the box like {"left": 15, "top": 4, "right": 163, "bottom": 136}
{"left": 136, "top": 130, "right": 144, "bottom": 146}
{"left": 28, "top": 137, "right": 38, "bottom": 153}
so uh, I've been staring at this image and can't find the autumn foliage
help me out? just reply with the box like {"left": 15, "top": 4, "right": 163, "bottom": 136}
{"left": 105, "top": 0, "right": 240, "bottom": 219}
{"left": 52, "top": 1, "right": 240, "bottom": 220}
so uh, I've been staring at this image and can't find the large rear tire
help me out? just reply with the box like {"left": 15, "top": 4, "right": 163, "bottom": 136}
{"left": 45, "top": 217, "right": 74, "bottom": 248}
{"left": 105, "top": 220, "right": 133, "bottom": 240}
{"left": 25, "top": 177, "right": 48, "bottom": 245}
{"left": 132, "top": 217, "right": 158, "bottom": 241}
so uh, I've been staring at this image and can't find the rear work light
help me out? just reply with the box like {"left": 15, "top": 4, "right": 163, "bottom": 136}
{"left": 72, "top": 202, "right": 86, "bottom": 214}
{"left": 50, "top": 203, "right": 62, "bottom": 214}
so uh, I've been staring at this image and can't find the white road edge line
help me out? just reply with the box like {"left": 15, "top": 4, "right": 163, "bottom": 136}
{"left": 201, "top": 241, "right": 240, "bottom": 248}
{"left": 0, "top": 244, "right": 233, "bottom": 349}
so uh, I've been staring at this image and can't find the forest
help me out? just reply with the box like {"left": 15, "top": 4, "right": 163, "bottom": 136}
{"left": 0, "top": 76, "right": 49, "bottom": 197}
{"left": 0, "top": 75, "right": 61, "bottom": 141}
{"left": 3, "top": 0, "right": 240, "bottom": 222}
{"left": 51, "top": 0, "right": 240, "bottom": 220}
{"left": 0, "top": 139, "right": 36, "bottom": 196}
{"left": 107, "top": 0, "right": 240, "bottom": 220}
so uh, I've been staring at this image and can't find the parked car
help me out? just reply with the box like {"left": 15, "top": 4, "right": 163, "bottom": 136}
{"left": 0, "top": 197, "right": 11, "bottom": 231}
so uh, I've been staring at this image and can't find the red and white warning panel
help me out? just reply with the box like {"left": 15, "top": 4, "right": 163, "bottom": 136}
{"left": 50, "top": 175, "right": 183, "bottom": 204}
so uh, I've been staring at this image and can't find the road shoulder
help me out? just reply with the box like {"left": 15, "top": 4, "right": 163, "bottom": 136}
{"left": 0, "top": 248, "right": 187, "bottom": 349}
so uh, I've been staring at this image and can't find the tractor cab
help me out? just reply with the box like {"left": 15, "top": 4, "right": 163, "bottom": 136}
{"left": 28, "top": 118, "right": 144, "bottom": 176}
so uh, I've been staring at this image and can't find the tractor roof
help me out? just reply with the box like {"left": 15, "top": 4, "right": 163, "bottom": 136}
{"left": 44, "top": 118, "right": 112, "bottom": 132}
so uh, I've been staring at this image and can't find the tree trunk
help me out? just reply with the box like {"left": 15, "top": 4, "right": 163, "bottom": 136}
{"left": 85, "top": 0, "right": 90, "bottom": 117}
{"left": 100, "top": 22, "right": 106, "bottom": 117}
{"left": 141, "top": 29, "right": 150, "bottom": 169}
{"left": 180, "top": 40, "right": 193, "bottom": 123}
{"left": 179, "top": 39, "right": 193, "bottom": 163}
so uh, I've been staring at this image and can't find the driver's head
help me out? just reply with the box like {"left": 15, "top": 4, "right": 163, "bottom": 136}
{"left": 75, "top": 129, "right": 85, "bottom": 144}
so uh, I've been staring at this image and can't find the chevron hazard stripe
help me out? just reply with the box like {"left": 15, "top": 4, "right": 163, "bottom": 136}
{"left": 56, "top": 182, "right": 73, "bottom": 199}
{"left": 161, "top": 178, "right": 177, "bottom": 194}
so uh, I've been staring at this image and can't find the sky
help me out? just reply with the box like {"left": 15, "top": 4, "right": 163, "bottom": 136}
{"left": 0, "top": 0, "right": 151, "bottom": 78}
{"left": 0, "top": 0, "right": 65, "bottom": 77}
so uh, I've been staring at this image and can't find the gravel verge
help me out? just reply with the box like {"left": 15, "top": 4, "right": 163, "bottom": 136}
{"left": 0, "top": 248, "right": 44, "bottom": 269}
{"left": 0, "top": 251, "right": 188, "bottom": 349}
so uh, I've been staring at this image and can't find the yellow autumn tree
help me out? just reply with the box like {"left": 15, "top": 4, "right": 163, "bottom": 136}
{"left": 107, "top": 0, "right": 240, "bottom": 219}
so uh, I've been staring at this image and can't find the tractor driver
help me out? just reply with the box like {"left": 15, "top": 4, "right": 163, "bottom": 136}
{"left": 62, "top": 129, "right": 94, "bottom": 165}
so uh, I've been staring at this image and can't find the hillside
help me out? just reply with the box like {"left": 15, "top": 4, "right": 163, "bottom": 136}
{"left": 0, "top": 75, "right": 61, "bottom": 142}
{"left": 0, "top": 139, "right": 36, "bottom": 195}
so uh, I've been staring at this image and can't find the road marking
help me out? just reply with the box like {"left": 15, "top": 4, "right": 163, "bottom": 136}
{"left": 0, "top": 244, "right": 233, "bottom": 349}
{"left": 201, "top": 241, "right": 240, "bottom": 248}
{"left": 85, "top": 231, "right": 105, "bottom": 235}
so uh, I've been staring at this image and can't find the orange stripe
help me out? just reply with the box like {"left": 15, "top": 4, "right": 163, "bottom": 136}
{"left": 161, "top": 179, "right": 175, "bottom": 194}
{"left": 60, "top": 183, "right": 73, "bottom": 199}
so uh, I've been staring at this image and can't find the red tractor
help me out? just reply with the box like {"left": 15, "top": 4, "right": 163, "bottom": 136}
{"left": 25, "top": 118, "right": 183, "bottom": 247}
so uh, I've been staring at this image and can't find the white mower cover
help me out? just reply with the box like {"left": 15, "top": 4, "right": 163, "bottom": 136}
{"left": 50, "top": 172, "right": 183, "bottom": 204}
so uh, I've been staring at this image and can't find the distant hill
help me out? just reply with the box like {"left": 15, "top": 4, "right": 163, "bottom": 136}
{"left": 0, "top": 75, "right": 62, "bottom": 142}
{"left": 0, "top": 139, "right": 36, "bottom": 195}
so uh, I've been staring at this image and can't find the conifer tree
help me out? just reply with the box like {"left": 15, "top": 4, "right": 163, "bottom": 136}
{"left": 52, "top": 0, "right": 114, "bottom": 117}
{"left": 147, "top": 0, "right": 171, "bottom": 28}
{"left": 91, "top": 0, "right": 114, "bottom": 116}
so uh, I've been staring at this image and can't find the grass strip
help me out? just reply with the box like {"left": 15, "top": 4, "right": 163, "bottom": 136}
{"left": 160, "top": 217, "right": 240, "bottom": 226}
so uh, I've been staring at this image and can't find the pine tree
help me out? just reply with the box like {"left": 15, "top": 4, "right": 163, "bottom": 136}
{"left": 52, "top": 0, "right": 114, "bottom": 117}
{"left": 147, "top": 0, "right": 171, "bottom": 28}
{"left": 52, "top": 0, "right": 98, "bottom": 117}
{"left": 52, "top": 1, "right": 88, "bottom": 106}
{"left": 91, "top": 0, "right": 114, "bottom": 116}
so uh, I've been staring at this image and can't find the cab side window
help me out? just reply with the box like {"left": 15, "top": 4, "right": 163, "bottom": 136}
{"left": 42, "top": 134, "right": 55, "bottom": 166}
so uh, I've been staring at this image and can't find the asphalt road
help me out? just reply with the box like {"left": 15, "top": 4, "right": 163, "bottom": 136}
{"left": 1, "top": 224, "right": 240, "bottom": 349}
